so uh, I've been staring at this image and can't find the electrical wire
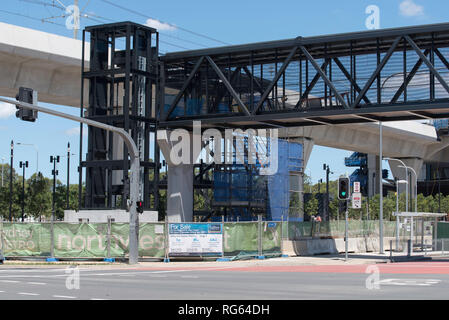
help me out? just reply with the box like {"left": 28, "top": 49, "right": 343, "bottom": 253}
{"left": 99, "top": 0, "right": 230, "bottom": 46}
{"left": 0, "top": 9, "right": 66, "bottom": 27}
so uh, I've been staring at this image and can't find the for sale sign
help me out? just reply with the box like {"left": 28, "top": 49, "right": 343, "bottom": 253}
{"left": 168, "top": 223, "right": 223, "bottom": 256}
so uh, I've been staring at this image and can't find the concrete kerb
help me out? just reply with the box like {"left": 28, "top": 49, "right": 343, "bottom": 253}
{"left": 0, "top": 254, "right": 392, "bottom": 269}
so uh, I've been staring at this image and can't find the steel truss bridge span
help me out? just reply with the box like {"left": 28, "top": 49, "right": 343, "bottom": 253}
{"left": 159, "top": 23, "right": 449, "bottom": 130}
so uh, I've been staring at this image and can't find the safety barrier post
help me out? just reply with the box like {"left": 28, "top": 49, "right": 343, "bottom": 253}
{"left": 107, "top": 217, "right": 111, "bottom": 258}
{"left": 407, "top": 239, "right": 412, "bottom": 257}
{"left": 164, "top": 218, "right": 170, "bottom": 263}
{"left": 280, "top": 216, "right": 284, "bottom": 256}
{"left": 221, "top": 216, "right": 225, "bottom": 258}
{"left": 47, "top": 220, "right": 58, "bottom": 262}
{"left": 0, "top": 220, "right": 4, "bottom": 263}
{"left": 257, "top": 215, "right": 264, "bottom": 259}
{"left": 443, "top": 239, "right": 445, "bottom": 256}
{"left": 390, "top": 240, "right": 393, "bottom": 262}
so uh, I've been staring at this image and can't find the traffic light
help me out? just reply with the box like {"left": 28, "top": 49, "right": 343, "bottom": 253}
{"left": 136, "top": 201, "right": 144, "bottom": 213}
{"left": 15, "top": 87, "right": 38, "bottom": 122}
{"left": 338, "top": 177, "right": 350, "bottom": 200}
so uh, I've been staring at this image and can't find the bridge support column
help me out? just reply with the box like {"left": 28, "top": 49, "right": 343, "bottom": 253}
{"left": 157, "top": 130, "right": 201, "bottom": 222}
{"left": 297, "top": 137, "right": 314, "bottom": 221}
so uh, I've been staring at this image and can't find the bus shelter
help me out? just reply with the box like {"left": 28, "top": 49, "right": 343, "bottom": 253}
{"left": 393, "top": 212, "right": 446, "bottom": 252}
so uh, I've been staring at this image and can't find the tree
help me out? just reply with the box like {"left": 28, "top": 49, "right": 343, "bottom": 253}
{"left": 26, "top": 172, "right": 52, "bottom": 220}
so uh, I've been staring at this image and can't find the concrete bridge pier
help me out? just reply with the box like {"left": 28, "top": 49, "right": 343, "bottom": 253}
{"left": 157, "top": 130, "right": 201, "bottom": 222}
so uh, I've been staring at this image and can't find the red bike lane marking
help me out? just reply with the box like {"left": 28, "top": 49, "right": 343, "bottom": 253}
{"left": 121, "top": 262, "right": 449, "bottom": 274}
{"left": 210, "top": 262, "right": 449, "bottom": 274}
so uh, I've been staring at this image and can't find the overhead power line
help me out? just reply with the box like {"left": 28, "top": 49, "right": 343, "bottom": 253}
{"left": 0, "top": 9, "right": 66, "bottom": 27}
{"left": 99, "top": 0, "right": 231, "bottom": 46}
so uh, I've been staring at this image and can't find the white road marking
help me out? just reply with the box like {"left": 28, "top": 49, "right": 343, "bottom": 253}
{"left": 0, "top": 280, "right": 20, "bottom": 283}
{"left": 27, "top": 282, "right": 46, "bottom": 285}
{"left": 0, "top": 266, "right": 237, "bottom": 280}
{"left": 378, "top": 278, "right": 442, "bottom": 286}
{"left": 52, "top": 295, "right": 77, "bottom": 299}
{"left": 17, "top": 292, "right": 39, "bottom": 296}
{"left": 90, "top": 298, "right": 109, "bottom": 300}
{"left": 0, "top": 291, "right": 5, "bottom": 293}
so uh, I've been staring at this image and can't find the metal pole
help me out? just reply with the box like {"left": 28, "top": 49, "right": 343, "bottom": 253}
{"left": 1, "top": 157, "right": 4, "bottom": 187}
{"left": 421, "top": 219, "right": 424, "bottom": 252}
{"left": 9, "top": 140, "right": 13, "bottom": 222}
{"left": 66, "top": 142, "right": 70, "bottom": 210}
{"left": 258, "top": 214, "right": 262, "bottom": 258}
{"left": 107, "top": 216, "right": 111, "bottom": 259}
{"left": 164, "top": 218, "right": 170, "bottom": 263}
{"left": 21, "top": 162, "right": 25, "bottom": 222}
{"left": 50, "top": 155, "right": 58, "bottom": 259}
{"left": 345, "top": 200, "right": 349, "bottom": 261}
{"left": 281, "top": 215, "right": 284, "bottom": 256}
{"left": 379, "top": 122, "right": 383, "bottom": 254}
{"left": 396, "top": 179, "right": 399, "bottom": 250}
{"left": 221, "top": 216, "right": 225, "bottom": 258}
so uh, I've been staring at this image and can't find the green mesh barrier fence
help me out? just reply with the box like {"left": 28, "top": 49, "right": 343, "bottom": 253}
{"left": 0, "top": 220, "right": 401, "bottom": 260}
{"left": 109, "top": 223, "right": 165, "bottom": 258}
{"left": 0, "top": 222, "right": 166, "bottom": 259}
{"left": 261, "top": 221, "right": 281, "bottom": 256}
{"left": 284, "top": 220, "right": 398, "bottom": 240}
{"left": 54, "top": 223, "right": 108, "bottom": 258}
{"left": 223, "top": 221, "right": 282, "bottom": 260}
{"left": 0, "top": 222, "right": 51, "bottom": 257}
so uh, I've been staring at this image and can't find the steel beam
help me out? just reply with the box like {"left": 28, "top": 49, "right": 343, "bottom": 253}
{"left": 252, "top": 46, "right": 298, "bottom": 115}
{"left": 390, "top": 49, "right": 430, "bottom": 103}
{"left": 333, "top": 57, "right": 371, "bottom": 104}
{"left": 435, "top": 48, "right": 449, "bottom": 70}
{"left": 353, "top": 36, "right": 402, "bottom": 108}
{"left": 299, "top": 46, "right": 349, "bottom": 109}
{"left": 211, "top": 66, "right": 242, "bottom": 112}
{"left": 294, "top": 59, "right": 330, "bottom": 109}
{"left": 205, "top": 56, "right": 251, "bottom": 116}
{"left": 405, "top": 35, "right": 449, "bottom": 95}
{"left": 242, "top": 66, "right": 274, "bottom": 110}
{"left": 163, "top": 56, "right": 205, "bottom": 121}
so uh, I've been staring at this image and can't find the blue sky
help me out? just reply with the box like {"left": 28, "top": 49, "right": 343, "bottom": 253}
{"left": 0, "top": 0, "right": 443, "bottom": 184}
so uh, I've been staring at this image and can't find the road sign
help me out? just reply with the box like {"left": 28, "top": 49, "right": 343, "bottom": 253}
{"left": 352, "top": 192, "right": 362, "bottom": 209}
{"left": 354, "top": 181, "right": 360, "bottom": 193}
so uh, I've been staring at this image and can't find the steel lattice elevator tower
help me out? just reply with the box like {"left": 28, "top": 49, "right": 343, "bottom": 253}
{"left": 79, "top": 22, "right": 160, "bottom": 211}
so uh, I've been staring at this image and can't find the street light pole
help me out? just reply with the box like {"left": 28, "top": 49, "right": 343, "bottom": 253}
{"left": 9, "top": 140, "right": 13, "bottom": 222}
{"left": 323, "top": 164, "right": 332, "bottom": 221}
{"left": 395, "top": 179, "right": 408, "bottom": 249}
{"left": 16, "top": 143, "right": 38, "bottom": 174}
{"left": 379, "top": 121, "right": 383, "bottom": 254}
{"left": 67, "top": 142, "right": 70, "bottom": 210}
{"left": 19, "top": 161, "right": 28, "bottom": 222}
{"left": 399, "top": 165, "right": 417, "bottom": 213}
{"left": 50, "top": 156, "right": 60, "bottom": 222}
{"left": 1, "top": 157, "right": 4, "bottom": 187}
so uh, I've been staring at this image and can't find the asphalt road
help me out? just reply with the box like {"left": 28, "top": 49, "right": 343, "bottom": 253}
{"left": 0, "top": 261, "right": 449, "bottom": 300}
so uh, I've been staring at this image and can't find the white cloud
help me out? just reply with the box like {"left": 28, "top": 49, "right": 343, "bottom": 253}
{"left": 399, "top": 0, "right": 424, "bottom": 17}
{"left": 65, "top": 126, "right": 87, "bottom": 137}
{"left": 145, "top": 18, "right": 176, "bottom": 31}
{"left": 0, "top": 102, "right": 15, "bottom": 119}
